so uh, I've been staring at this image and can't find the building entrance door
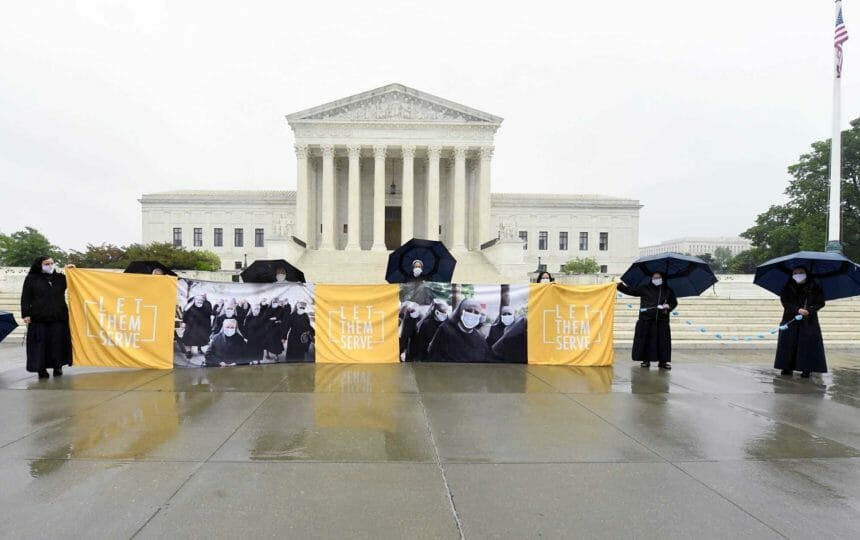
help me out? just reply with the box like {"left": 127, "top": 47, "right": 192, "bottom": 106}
{"left": 385, "top": 206, "right": 401, "bottom": 250}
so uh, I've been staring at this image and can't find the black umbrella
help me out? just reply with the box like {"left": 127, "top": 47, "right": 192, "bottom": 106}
{"left": 386, "top": 238, "right": 457, "bottom": 283}
{"left": 124, "top": 261, "right": 177, "bottom": 276}
{"left": 620, "top": 252, "right": 718, "bottom": 298}
{"left": 240, "top": 259, "right": 306, "bottom": 283}
{"left": 754, "top": 251, "right": 860, "bottom": 301}
{"left": 0, "top": 311, "right": 18, "bottom": 344}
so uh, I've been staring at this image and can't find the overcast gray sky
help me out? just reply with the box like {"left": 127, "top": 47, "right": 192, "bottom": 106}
{"left": 1, "top": 1, "right": 857, "bottom": 251}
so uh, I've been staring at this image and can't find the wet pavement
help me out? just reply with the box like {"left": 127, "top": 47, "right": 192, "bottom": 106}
{"left": 1, "top": 344, "right": 859, "bottom": 539}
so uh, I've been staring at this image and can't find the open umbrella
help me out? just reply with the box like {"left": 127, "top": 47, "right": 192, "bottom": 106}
{"left": 621, "top": 252, "right": 718, "bottom": 298}
{"left": 124, "top": 261, "right": 177, "bottom": 276}
{"left": 240, "top": 259, "right": 305, "bottom": 283}
{"left": 754, "top": 251, "right": 860, "bottom": 301}
{"left": 386, "top": 238, "right": 457, "bottom": 283}
{"left": 0, "top": 311, "right": 18, "bottom": 344}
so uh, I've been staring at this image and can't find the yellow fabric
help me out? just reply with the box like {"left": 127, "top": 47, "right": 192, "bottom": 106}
{"left": 313, "top": 284, "right": 400, "bottom": 363}
{"left": 527, "top": 282, "right": 616, "bottom": 365}
{"left": 67, "top": 269, "right": 177, "bottom": 369}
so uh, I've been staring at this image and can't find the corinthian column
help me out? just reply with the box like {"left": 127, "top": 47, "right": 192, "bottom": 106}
{"left": 371, "top": 145, "right": 387, "bottom": 251}
{"left": 294, "top": 143, "right": 309, "bottom": 243}
{"left": 346, "top": 144, "right": 361, "bottom": 250}
{"left": 426, "top": 145, "right": 441, "bottom": 241}
{"left": 320, "top": 144, "right": 335, "bottom": 250}
{"left": 401, "top": 145, "right": 416, "bottom": 243}
{"left": 452, "top": 146, "right": 467, "bottom": 250}
{"left": 478, "top": 146, "right": 494, "bottom": 248}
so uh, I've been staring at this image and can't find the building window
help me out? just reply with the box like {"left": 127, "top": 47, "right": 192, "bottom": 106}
{"left": 213, "top": 228, "right": 223, "bottom": 247}
{"left": 538, "top": 231, "right": 548, "bottom": 250}
{"left": 255, "top": 228, "right": 264, "bottom": 247}
{"left": 343, "top": 224, "right": 348, "bottom": 234}
{"left": 599, "top": 232, "right": 609, "bottom": 251}
{"left": 172, "top": 227, "right": 182, "bottom": 247}
{"left": 600, "top": 265, "right": 608, "bottom": 273}
{"left": 234, "top": 261, "right": 243, "bottom": 270}
{"left": 519, "top": 230, "right": 528, "bottom": 250}
{"left": 234, "top": 228, "right": 244, "bottom": 247}
{"left": 579, "top": 232, "right": 588, "bottom": 251}
{"left": 559, "top": 231, "right": 569, "bottom": 251}
{"left": 193, "top": 228, "right": 202, "bottom": 247}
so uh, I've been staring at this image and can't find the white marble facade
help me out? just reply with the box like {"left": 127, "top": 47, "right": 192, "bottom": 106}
{"left": 140, "top": 84, "right": 643, "bottom": 276}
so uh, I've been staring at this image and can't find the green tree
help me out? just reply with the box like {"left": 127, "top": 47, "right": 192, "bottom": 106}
{"left": 726, "top": 248, "right": 764, "bottom": 274}
{"left": 121, "top": 242, "right": 221, "bottom": 271}
{"left": 712, "top": 246, "right": 734, "bottom": 273}
{"left": 562, "top": 257, "right": 600, "bottom": 274}
{"left": 741, "top": 118, "right": 860, "bottom": 261}
{"left": 0, "top": 227, "right": 66, "bottom": 266}
{"left": 67, "top": 243, "right": 127, "bottom": 268}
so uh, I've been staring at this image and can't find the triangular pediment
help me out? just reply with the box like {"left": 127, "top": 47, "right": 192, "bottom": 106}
{"left": 286, "top": 83, "right": 503, "bottom": 124}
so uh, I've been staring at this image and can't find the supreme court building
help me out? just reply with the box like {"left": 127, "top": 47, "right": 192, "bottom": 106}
{"left": 141, "top": 84, "right": 642, "bottom": 282}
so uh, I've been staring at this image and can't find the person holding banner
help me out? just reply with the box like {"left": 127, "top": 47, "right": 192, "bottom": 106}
{"left": 616, "top": 272, "right": 678, "bottom": 369}
{"left": 427, "top": 298, "right": 491, "bottom": 362}
{"left": 774, "top": 267, "right": 827, "bottom": 378}
{"left": 486, "top": 306, "right": 517, "bottom": 348}
{"left": 410, "top": 300, "right": 450, "bottom": 361}
{"left": 20, "top": 256, "right": 73, "bottom": 378}
{"left": 536, "top": 271, "right": 555, "bottom": 283}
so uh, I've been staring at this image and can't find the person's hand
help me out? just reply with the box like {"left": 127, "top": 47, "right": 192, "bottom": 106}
{"left": 798, "top": 308, "right": 810, "bottom": 316}
{"left": 23, "top": 316, "right": 31, "bottom": 324}
{"left": 64, "top": 264, "right": 76, "bottom": 269}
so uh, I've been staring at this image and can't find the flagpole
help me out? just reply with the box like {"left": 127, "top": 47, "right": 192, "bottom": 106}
{"left": 827, "top": 0, "right": 845, "bottom": 253}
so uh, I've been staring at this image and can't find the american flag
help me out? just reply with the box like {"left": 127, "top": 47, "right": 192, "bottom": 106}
{"left": 836, "top": 7, "right": 849, "bottom": 78}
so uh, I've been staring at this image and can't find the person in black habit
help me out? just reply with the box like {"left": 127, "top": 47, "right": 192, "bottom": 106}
{"left": 399, "top": 302, "right": 422, "bottom": 361}
{"left": 486, "top": 306, "right": 517, "bottom": 348}
{"left": 182, "top": 294, "right": 212, "bottom": 359}
{"left": 242, "top": 302, "right": 271, "bottom": 363}
{"left": 427, "top": 298, "right": 491, "bottom": 363}
{"left": 204, "top": 318, "right": 249, "bottom": 367}
{"left": 774, "top": 266, "right": 827, "bottom": 378}
{"left": 20, "top": 256, "right": 74, "bottom": 378}
{"left": 409, "top": 300, "right": 450, "bottom": 361}
{"left": 491, "top": 316, "right": 527, "bottom": 363}
{"left": 616, "top": 271, "right": 678, "bottom": 369}
{"left": 284, "top": 300, "right": 314, "bottom": 362}
{"left": 210, "top": 302, "right": 238, "bottom": 339}
{"left": 264, "top": 298, "right": 289, "bottom": 360}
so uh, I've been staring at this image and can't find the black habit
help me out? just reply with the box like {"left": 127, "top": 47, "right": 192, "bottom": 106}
{"left": 21, "top": 260, "right": 72, "bottom": 373}
{"left": 617, "top": 281, "right": 678, "bottom": 364}
{"left": 774, "top": 279, "right": 827, "bottom": 373}
{"left": 427, "top": 322, "right": 490, "bottom": 363}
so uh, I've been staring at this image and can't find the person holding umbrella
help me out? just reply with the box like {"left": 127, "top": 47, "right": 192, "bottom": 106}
{"left": 774, "top": 267, "right": 826, "bottom": 378}
{"left": 20, "top": 256, "right": 74, "bottom": 378}
{"left": 409, "top": 260, "right": 425, "bottom": 281}
{"left": 616, "top": 271, "right": 678, "bottom": 369}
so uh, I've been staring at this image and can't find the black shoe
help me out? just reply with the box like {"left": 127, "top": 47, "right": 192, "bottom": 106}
{"left": 640, "top": 361, "right": 651, "bottom": 368}
{"left": 37, "top": 370, "right": 50, "bottom": 379}
{"left": 658, "top": 363, "right": 672, "bottom": 370}
{"left": 53, "top": 368, "right": 63, "bottom": 377}
{"left": 801, "top": 371, "right": 811, "bottom": 378}
{"left": 780, "top": 369, "right": 792, "bottom": 376}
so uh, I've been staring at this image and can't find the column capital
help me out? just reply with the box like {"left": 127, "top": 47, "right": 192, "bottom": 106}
{"left": 294, "top": 143, "right": 309, "bottom": 159}
{"left": 346, "top": 144, "right": 362, "bottom": 159}
{"left": 373, "top": 145, "right": 387, "bottom": 159}
{"left": 321, "top": 144, "right": 335, "bottom": 159}
{"left": 453, "top": 146, "right": 468, "bottom": 160}
{"left": 427, "top": 145, "right": 442, "bottom": 159}
{"left": 480, "top": 146, "right": 495, "bottom": 159}
{"left": 401, "top": 145, "right": 416, "bottom": 159}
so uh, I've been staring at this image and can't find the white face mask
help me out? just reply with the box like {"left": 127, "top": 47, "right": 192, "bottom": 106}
{"left": 652, "top": 278, "right": 663, "bottom": 287}
{"left": 409, "top": 310, "right": 420, "bottom": 319}
{"left": 225, "top": 309, "right": 235, "bottom": 317}
{"left": 500, "top": 314, "right": 515, "bottom": 325}
{"left": 297, "top": 307, "right": 307, "bottom": 315}
{"left": 194, "top": 300, "right": 204, "bottom": 307}
{"left": 42, "top": 264, "right": 55, "bottom": 274}
{"left": 539, "top": 278, "right": 550, "bottom": 283}
{"left": 461, "top": 312, "right": 481, "bottom": 329}
{"left": 434, "top": 310, "right": 448, "bottom": 322}
{"left": 223, "top": 327, "right": 236, "bottom": 337}
{"left": 276, "top": 273, "right": 286, "bottom": 282}
{"left": 412, "top": 268, "right": 422, "bottom": 277}
{"left": 793, "top": 274, "right": 807, "bottom": 283}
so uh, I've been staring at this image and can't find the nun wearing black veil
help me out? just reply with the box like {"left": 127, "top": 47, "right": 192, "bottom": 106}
{"left": 491, "top": 316, "right": 527, "bottom": 363}
{"left": 486, "top": 306, "right": 517, "bottom": 348}
{"left": 409, "top": 300, "right": 450, "bottom": 361}
{"left": 427, "top": 298, "right": 491, "bottom": 363}
{"left": 20, "top": 256, "right": 73, "bottom": 378}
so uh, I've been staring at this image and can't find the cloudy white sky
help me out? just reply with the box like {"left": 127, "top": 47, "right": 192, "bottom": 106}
{"left": 1, "top": 0, "right": 857, "bottom": 251}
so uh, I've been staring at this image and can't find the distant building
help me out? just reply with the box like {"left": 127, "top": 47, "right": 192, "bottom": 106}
{"left": 639, "top": 236, "right": 752, "bottom": 257}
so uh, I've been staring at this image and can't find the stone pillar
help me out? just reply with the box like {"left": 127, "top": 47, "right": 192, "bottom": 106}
{"left": 452, "top": 146, "right": 467, "bottom": 250}
{"left": 371, "top": 145, "right": 387, "bottom": 251}
{"left": 294, "top": 143, "right": 309, "bottom": 243}
{"left": 426, "top": 145, "right": 441, "bottom": 241}
{"left": 478, "top": 146, "right": 494, "bottom": 249}
{"left": 320, "top": 144, "right": 335, "bottom": 250}
{"left": 401, "top": 145, "right": 415, "bottom": 243}
{"left": 346, "top": 144, "right": 361, "bottom": 250}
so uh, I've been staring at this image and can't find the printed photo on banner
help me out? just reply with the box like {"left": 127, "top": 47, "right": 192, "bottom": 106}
{"left": 398, "top": 282, "right": 529, "bottom": 363}
{"left": 175, "top": 279, "right": 315, "bottom": 367}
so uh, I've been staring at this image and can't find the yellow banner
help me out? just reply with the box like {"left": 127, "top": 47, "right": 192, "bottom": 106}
{"left": 527, "top": 282, "right": 616, "bottom": 365}
{"left": 67, "top": 269, "right": 177, "bottom": 369}
{"left": 314, "top": 284, "right": 400, "bottom": 363}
